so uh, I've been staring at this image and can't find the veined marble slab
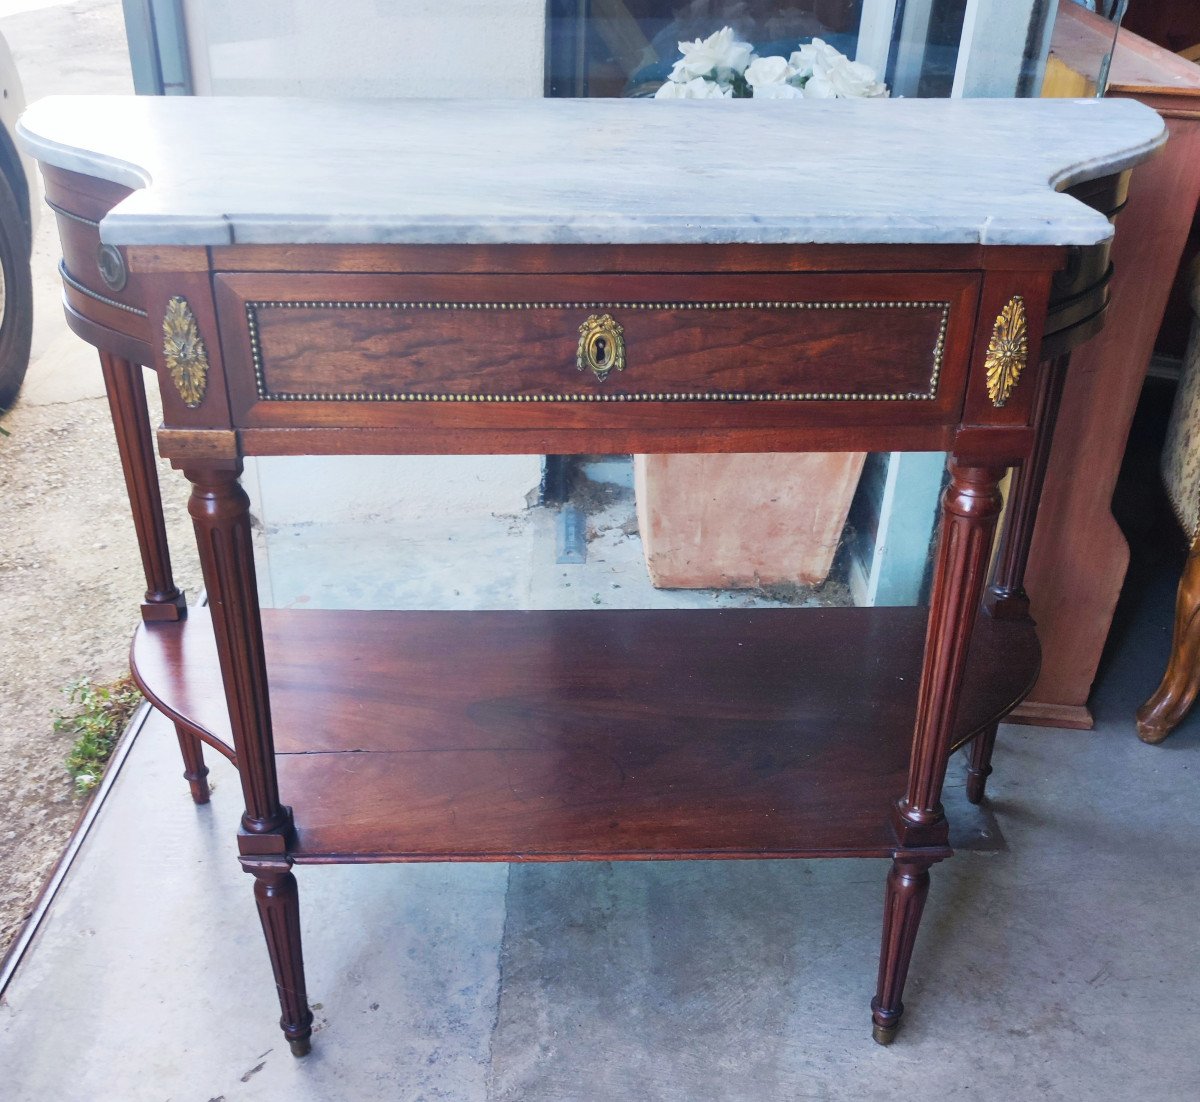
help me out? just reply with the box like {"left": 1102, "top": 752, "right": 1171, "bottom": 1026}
{"left": 18, "top": 95, "right": 1165, "bottom": 248}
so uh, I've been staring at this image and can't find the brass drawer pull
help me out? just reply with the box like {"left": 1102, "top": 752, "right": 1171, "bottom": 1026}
{"left": 577, "top": 313, "right": 625, "bottom": 382}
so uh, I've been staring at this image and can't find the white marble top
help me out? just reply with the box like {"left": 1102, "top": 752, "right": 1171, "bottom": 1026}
{"left": 17, "top": 95, "right": 1165, "bottom": 248}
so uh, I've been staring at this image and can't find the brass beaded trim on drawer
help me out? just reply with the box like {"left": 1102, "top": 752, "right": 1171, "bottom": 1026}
{"left": 246, "top": 299, "right": 950, "bottom": 404}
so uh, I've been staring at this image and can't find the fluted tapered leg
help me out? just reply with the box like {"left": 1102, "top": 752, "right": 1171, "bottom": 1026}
{"left": 876, "top": 460, "right": 1003, "bottom": 1042}
{"left": 966, "top": 723, "right": 999, "bottom": 805}
{"left": 972, "top": 357, "right": 1068, "bottom": 798}
{"left": 871, "top": 856, "right": 935, "bottom": 1044}
{"left": 99, "top": 353, "right": 209, "bottom": 802}
{"left": 246, "top": 858, "right": 313, "bottom": 1056}
{"left": 896, "top": 461, "right": 1006, "bottom": 846}
{"left": 174, "top": 724, "right": 211, "bottom": 804}
{"left": 185, "top": 463, "right": 288, "bottom": 836}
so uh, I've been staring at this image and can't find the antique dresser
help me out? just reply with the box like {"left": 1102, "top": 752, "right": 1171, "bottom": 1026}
{"left": 17, "top": 95, "right": 1164, "bottom": 1054}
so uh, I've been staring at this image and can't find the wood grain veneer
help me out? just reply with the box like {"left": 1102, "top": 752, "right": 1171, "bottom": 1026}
{"left": 131, "top": 605, "right": 1039, "bottom": 862}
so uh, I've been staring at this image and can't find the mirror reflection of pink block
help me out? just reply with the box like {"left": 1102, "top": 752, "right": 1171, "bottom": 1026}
{"left": 634, "top": 451, "right": 866, "bottom": 589}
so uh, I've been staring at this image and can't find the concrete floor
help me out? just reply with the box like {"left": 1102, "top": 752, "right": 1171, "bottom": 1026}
{"left": 1, "top": 484, "right": 1198, "bottom": 1100}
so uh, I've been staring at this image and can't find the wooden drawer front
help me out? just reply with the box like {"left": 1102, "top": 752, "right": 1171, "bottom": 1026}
{"left": 217, "top": 273, "right": 979, "bottom": 422}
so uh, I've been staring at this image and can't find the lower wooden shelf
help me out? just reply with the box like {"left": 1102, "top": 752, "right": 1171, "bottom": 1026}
{"left": 131, "top": 606, "right": 1039, "bottom": 863}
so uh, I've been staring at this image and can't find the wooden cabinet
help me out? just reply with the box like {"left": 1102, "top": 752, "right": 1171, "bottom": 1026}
{"left": 1016, "top": 2, "right": 1200, "bottom": 726}
{"left": 20, "top": 94, "right": 1162, "bottom": 1056}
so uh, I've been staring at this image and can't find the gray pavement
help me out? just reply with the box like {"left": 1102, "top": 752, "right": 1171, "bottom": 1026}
{"left": 2, "top": 683, "right": 1197, "bottom": 1101}
{"left": 3, "top": 491, "right": 1198, "bottom": 1101}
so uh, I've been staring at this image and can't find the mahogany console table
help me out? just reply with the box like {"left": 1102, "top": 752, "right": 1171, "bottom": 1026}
{"left": 18, "top": 95, "right": 1163, "bottom": 1056}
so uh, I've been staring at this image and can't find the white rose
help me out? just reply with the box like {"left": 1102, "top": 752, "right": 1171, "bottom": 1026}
{"left": 744, "top": 55, "right": 793, "bottom": 88}
{"left": 655, "top": 80, "right": 689, "bottom": 99}
{"left": 754, "top": 81, "right": 804, "bottom": 99}
{"left": 654, "top": 77, "right": 732, "bottom": 100}
{"left": 789, "top": 38, "right": 845, "bottom": 81}
{"left": 790, "top": 38, "right": 888, "bottom": 98}
{"left": 800, "top": 73, "right": 836, "bottom": 99}
{"left": 670, "top": 26, "right": 754, "bottom": 81}
{"left": 823, "top": 56, "right": 889, "bottom": 98}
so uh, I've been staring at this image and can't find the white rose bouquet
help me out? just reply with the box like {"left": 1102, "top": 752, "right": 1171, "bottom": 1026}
{"left": 654, "top": 27, "right": 888, "bottom": 100}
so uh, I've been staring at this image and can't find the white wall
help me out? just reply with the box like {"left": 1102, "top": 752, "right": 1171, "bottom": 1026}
{"left": 180, "top": 0, "right": 546, "bottom": 541}
{"left": 183, "top": 0, "right": 545, "bottom": 97}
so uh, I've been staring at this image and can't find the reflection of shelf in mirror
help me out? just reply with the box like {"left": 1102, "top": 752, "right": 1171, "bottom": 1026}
{"left": 132, "top": 605, "right": 1039, "bottom": 863}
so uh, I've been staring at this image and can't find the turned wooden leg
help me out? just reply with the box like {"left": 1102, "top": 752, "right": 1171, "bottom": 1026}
{"left": 173, "top": 723, "right": 211, "bottom": 804}
{"left": 966, "top": 358, "right": 1066, "bottom": 801}
{"left": 100, "top": 352, "right": 188, "bottom": 617}
{"left": 896, "top": 461, "right": 1006, "bottom": 847}
{"left": 1136, "top": 537, "right": 1200, "bottom": 744}
{"left": 185, "top": 462, "right": 289, "bottom": 836}
{"left": 966, "top": 357, "right": 1068, "bottom": 800}
{"left": 245, "top": 858, "right": 313, "bottom": 1056}
{"left": 965, "top": 723, "right": 998, "bottom": 805}
{"left": 985, "top": 355, "right": 1069, "bottom": 621}
{"left": 877, "top": 461, "right": 1003, "bottom": 1042}
{"left": 187, "top": 463, "right": 303, "bottom": 1047}
{"left": 871, "top": 856, "right": 935, "bottom": 1045}
{"left": 100, "top": 352, "right": 210, "bottom": 802}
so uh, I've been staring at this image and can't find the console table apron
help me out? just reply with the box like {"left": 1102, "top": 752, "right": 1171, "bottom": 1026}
{"left": 18, "top": 96, "right": 1165, "bottom": 1054}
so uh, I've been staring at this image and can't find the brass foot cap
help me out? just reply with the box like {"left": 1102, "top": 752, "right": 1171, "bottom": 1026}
{"left": 872, "top": 1021, "right": 899, "bottom": 1046}
{"left": 288, "top": 1036, "right": 312, "bottom": 1058}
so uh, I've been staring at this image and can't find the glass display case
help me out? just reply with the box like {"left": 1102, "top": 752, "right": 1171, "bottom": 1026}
{"left": 545, "top": 0, "right": 1061, "bottom": 101}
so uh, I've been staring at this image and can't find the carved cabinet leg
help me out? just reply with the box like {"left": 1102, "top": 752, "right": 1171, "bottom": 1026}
{"left": 986, "top": 355, "right": 1069, "bottom": 621}
{"left": 100, "top": 352, "right": 187, "bottom": 616}
{"left": 1136, "top": 536, "right": 1200, "bottom": 744}
{"left": 877, "top": 461, "right": 1003, "bottom": 1041}
{"left": 970, "top": 356, "right": 1068, "bottom": 802}
{"left": 871, "top": 856, "right": 936, "bottom": 1045}
{"left": 245, "top": 858, "right": 314, "bottom": 1057}
{"left": 896, "top": 461, "right": 1006, "bottom": 846}
{"left": 187, "top": 463, "right": 306, "bottom": 1048}
{"left": 185, "top": 462, "right": 290, "bottom": 836}
{"left": 99, "top": 352, "right": 210, "bottom": 802}
{"left": 174, "top": 724, "right": 211, "bottom": 805}
{"left": 965, "top": 723, "right": 998, "bottom": 805}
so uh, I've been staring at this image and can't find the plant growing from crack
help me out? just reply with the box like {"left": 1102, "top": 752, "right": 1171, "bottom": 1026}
{"left": 56, "top": 675, "right": 143, "bottom": 795}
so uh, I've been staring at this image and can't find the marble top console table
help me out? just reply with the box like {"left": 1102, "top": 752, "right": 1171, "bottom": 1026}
{"left": 19, "top": 95, "right": 1164, "bottom": 1056}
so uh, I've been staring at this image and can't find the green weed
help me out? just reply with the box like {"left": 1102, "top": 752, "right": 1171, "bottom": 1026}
{"left": 56, "top": 675, "right": 143, "bottom": 795}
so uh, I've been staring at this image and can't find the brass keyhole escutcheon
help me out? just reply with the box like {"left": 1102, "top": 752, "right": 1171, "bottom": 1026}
{"left": 577, "top": 314, "right": 625, "bottom": 382}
